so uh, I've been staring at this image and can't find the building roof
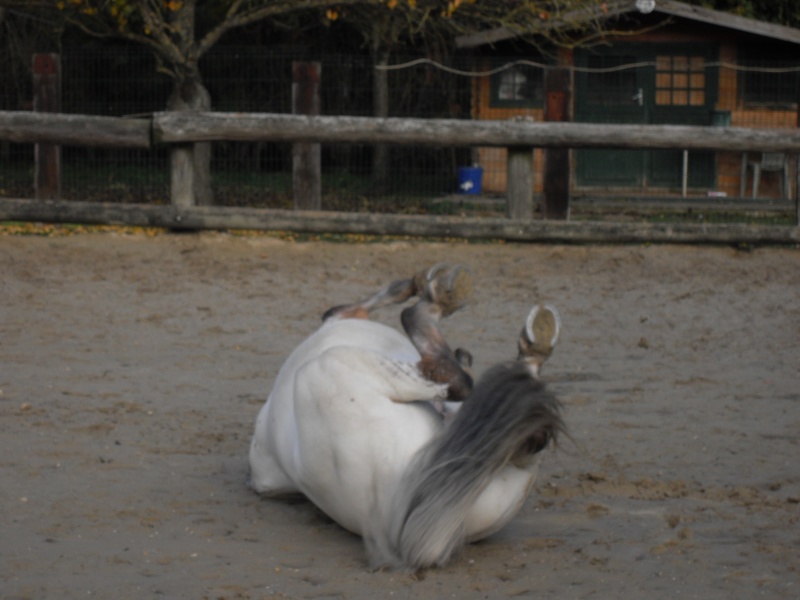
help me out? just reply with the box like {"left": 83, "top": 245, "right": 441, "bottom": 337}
{"left": 455, "top": 0, "right": 800, "bottom": 48}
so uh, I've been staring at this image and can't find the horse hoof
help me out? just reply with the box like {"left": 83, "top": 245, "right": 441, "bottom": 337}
{"left": 454, "top": 347, "right": 473, "bottom": 369}
{"left": 518, "top": 305, "right": 561, "bottom": 366}
{"left": 423, "top": 264, "right": 473, "bottom": 317}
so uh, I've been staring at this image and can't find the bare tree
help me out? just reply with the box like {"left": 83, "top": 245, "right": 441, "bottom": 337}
{"left": 1, "top": 0, "right": 629, "bottom": 202}
{"left": 327, "top": 1, "right": 629, "bottom": 187}
{"left": 2, "top": 0, "right": 393, "bottom": 205}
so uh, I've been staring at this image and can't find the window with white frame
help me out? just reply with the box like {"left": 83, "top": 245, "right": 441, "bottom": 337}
{"left": 490, "top": 60, "right": 545, "bottom": 108}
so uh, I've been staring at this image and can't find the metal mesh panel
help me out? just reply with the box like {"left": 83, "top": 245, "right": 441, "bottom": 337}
{"left": 1, "top": 45, "right": 798, "bottom": 207}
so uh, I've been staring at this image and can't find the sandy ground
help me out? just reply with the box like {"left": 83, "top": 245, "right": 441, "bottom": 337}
{"left": 1, "top": 230, "right": 798, "bottom": 599}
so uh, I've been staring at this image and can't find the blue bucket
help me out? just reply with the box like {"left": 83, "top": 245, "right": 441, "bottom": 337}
{"left": 457, "top": 166, "right": 483, "bottom": 195}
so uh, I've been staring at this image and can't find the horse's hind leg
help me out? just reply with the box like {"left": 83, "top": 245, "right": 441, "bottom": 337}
{"left": 401, "top": 265, "right": 474, "bottom": 401}
{"left": 517, "top": 304, "right": 561, "bottom": 376}
{"left": 321, "top": 263, "right": 472, "bottom": 323}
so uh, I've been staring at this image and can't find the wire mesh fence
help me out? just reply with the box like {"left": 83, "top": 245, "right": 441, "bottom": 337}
{"left": 1, "top": 47, "right": 478, "bottom": 210}
{"left": 1, "top": 46, "right": 798, "bottom": 218}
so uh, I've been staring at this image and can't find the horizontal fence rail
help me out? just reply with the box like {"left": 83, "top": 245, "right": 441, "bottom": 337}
{"left": 153, "top": 112, "right": 800, "bottom": 152}
{"left": 1, "top": 110, "right": 798, "bottom": 241}
{"left": 0, "top": 111, "right": 150, "bottom": 148}
{"left": 1, "top": 198, "right": 798, "bottom": 245}
{"left": 2, "top": 110, "right": 800, "bottom": 152}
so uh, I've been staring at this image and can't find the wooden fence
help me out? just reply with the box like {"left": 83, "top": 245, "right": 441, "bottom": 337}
{"left": 0, "top": 109, "right": 799, "bottom": 243}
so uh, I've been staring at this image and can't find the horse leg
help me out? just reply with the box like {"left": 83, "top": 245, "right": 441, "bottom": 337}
{"left": 501, "top": 304, "right": 563, "bottom": 463}
{"left": 373, "top": 306, "right": 565, "bottom": 570}
{"left": 322, "top": 264, "right": 474, "bottom": 406}
{"left": 322, "top": 277, "right": 418, "bottom": 321}
{"left": 401, "top": 265, "right": 474, "bottom": 402}
{"left": 321, "top": 263, "right": 472, "bottom": 322}
{"left": 516, "top": 304, "right": 561, "bottom": 377}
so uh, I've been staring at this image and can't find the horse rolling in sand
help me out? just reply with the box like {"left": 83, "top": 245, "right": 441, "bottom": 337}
{"left": 248, "top": 264, "right": 564, "bottom": 570}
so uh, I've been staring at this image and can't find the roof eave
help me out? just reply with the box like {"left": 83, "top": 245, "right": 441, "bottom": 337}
{"left": 656, "top": 0, "right": 800, "bottom": 45}
{"left": 455, "top": 0, "right": 800, "bottom": 49}
{"left": 455, "top": 3, "right": 630, "bottom": 49}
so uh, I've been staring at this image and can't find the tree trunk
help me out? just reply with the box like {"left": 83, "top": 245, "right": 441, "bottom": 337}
{"left": 167, "top": 76, "right": 213, "bottom": 206}
{"left": 372, "top": 47, "right": 390, "bottom": 191}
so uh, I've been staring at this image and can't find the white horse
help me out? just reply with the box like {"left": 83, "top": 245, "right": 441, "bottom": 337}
{"left": 249, "top": 265, "right": 563, "bottom": 570}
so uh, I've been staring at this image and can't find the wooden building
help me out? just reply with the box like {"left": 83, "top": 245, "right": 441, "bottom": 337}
{"left": 456, "top": 0, "right": 800, "bottom": 200}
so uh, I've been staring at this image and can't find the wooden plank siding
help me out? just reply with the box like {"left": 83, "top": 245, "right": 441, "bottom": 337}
{"left": 471, "top": 56, "right": 545, "bottom": 195}
{"left": 718, "top": 44, "right": 797, "bottom": 198}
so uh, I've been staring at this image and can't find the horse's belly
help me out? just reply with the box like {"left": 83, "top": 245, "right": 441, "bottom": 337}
{"left": 250, "top": 319, "right": 443, "bottom": 534}
{"left": 299, "top": 399, "right": 441, "bottom": 535}
{"left": 291, "top": 354, "right": 442, "bottom": 535}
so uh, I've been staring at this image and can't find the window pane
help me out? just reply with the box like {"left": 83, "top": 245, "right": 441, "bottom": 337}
{"left": 656, "top": 73, "right": 672, "bottom": 88}
{"left": 655, "top": 54, "right": 707, "bottom": 106}
{"left": 498, "top": 70, "right": 525, "bottom": 100}
{"left": 739, "top": 44, "right": 799, "bottom": 106}
{"left": 490, "top": 61, "right": 545, "bottom": 107}
{"left": 656, "top": 90, "right": 672, "bottom": 105}
{"left": 690, "top": 90, "right": 705, "bottom": 105}
{"left": 656, "top": 55, "right": 672, "bottom": 70}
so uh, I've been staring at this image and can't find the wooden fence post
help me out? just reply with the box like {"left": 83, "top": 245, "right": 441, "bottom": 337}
{"left": 795, "top": 154, "right": 799, "bottom": 227}
{"left": 543, "top": 68, "right": 571, "bottom": 220}
{"left": 506, "top": 147, "right": 534, "bottom": 219}
{"left": 33, "top": 54, "right": 61, "bottom": 200}
{"left": 796, "top": 103, "right": 800, "bottom": 226}
{"left": 170, "top": 144, "right": 196, "bottom": 208}
{"left": 292, "top": 62, "right": 321, "bottom": 211}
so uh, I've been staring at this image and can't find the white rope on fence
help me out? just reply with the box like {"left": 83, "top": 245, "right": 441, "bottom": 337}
{"left": 376, "top": 57, "right": 800, "bottom": 75}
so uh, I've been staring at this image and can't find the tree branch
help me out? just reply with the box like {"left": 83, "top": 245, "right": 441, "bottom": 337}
{"left": 197, "top": 0, "right": 385, "bottom": 58}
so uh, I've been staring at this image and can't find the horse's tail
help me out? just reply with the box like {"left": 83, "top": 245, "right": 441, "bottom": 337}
{"left": 367, "top": 361, "right": 564, "bottom": 570}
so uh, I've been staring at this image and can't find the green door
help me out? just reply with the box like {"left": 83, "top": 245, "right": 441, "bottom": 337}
{"left": 575, "top": 52, "right": 647, "bottom": 187}
{"left": 575, "top": 44, "right": 718, "bottom": 190}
